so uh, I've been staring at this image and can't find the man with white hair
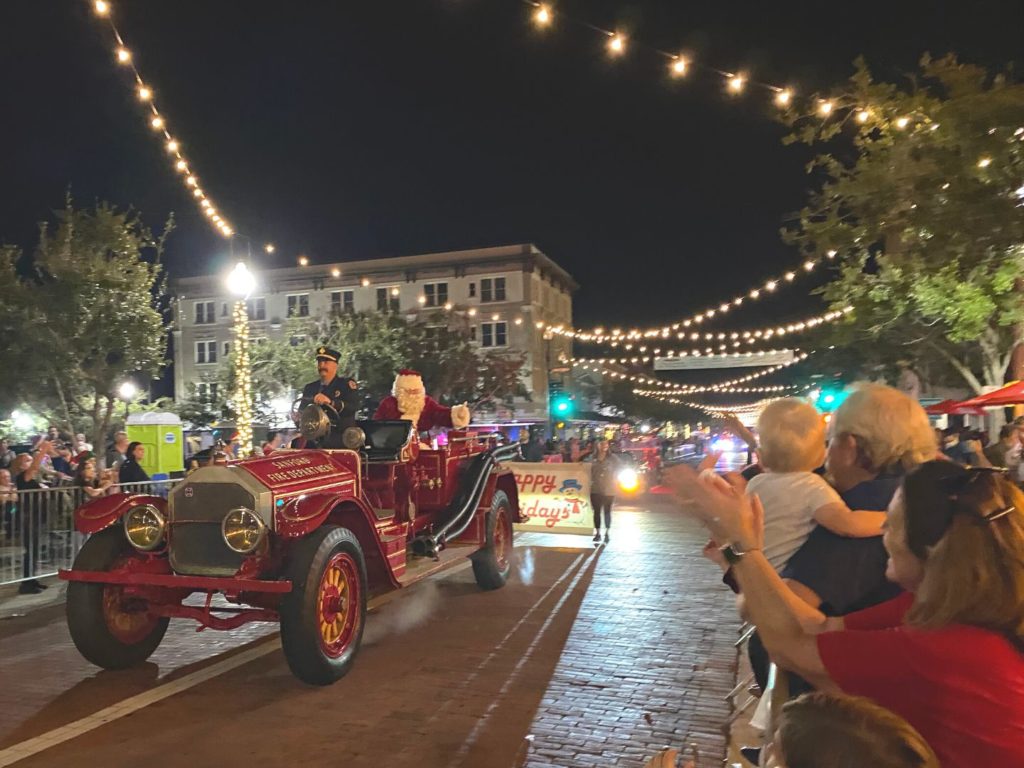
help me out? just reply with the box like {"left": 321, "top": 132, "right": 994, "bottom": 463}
{"left": 373, "top": 369, "right": 470, "bottom": 433}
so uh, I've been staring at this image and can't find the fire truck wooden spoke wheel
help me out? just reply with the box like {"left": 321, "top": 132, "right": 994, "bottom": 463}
{"left": 66, "top": 528, "right": 170, "bottom": 670}
{"left": 317, "top": 552, "right": 360, "bottom": 657}
{"left": 472, "top": 490, "right": 514, "bottom": 591}
{"left": 281, "top": 525, "right": 367, "bottom": 685}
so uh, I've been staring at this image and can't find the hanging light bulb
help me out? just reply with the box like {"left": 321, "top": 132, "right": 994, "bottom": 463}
{"left": 895, "top": 116, "right": 910, "bottom": 129}
{"left": 671, "top": 57, "right": 688, "bottom": 77}
{"left": 94, "top": 0, "right": 110, "bottom": 16}
{"left": 116, "top": 47, "right": 131, "bottom": 64}
{"left": 727, "top": 74, "right": 745, "bottom": 93}
{"left": 137, "top": 86, "right": 152, "bottom": 102}
{"left": 150, "top": 115, "right": 165, "bottom": 130}
{"left": 607, "top": 33, "right": 626, "bottom": 55}
{"left": 977, "top": 156, "right": 992, "bottom": 168}
{"left": 818, "top": 100, "right": 834, "bottom": 116}
{"left": 264, "top": 243, "right": 275, "bottom": 254}
{"left": 298, "top": 255, "right": 309, "bottom": 267}
{"left": 175, "top": 159, "right": 187, "bottom": 172}
{"left": 165, "top": 139, "right": 179, "bottom": 153}
{"left": 775, "top": 88, "right": 793, "bottom": 107}
{"left": 533, "top": 4, "right": 552, "bottom": 26}
{"left": 331, "top": 268, "right": 341, "bottom": 278}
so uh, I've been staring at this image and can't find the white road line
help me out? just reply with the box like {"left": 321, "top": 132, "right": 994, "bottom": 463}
{"left": 446, "top": 548, "right": 600, "bottom": 768}
{"left": 0, "top": 557, "right": 478, "bottom": 767}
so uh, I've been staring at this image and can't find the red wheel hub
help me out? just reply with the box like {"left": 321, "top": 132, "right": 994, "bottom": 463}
{"left": 493, "top": 507, "right": 512, "bottom": 571}
{"left": 102, "top": 556, "right": 159, "bottom": 645}
{"left": 317, "top": 552, "right": 361, "bottom": 658}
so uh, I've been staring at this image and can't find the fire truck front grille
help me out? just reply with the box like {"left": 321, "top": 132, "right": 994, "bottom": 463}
{"left": 169, "top": 482, "right": 257, "bottom": 577}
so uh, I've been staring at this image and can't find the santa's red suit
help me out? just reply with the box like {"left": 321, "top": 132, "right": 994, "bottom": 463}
{"left": 373, "top": 370, "right": 471, "bottom": 433}
{"left": 374, "top": 394, "right": 454, "bottom": 433}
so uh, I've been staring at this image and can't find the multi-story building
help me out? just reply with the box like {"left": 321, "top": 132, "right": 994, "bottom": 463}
{"left": 171, "top": 244, "right": 576, "bottom": 421}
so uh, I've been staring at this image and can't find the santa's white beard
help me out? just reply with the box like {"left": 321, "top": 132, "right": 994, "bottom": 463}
{"left": 396, "top": 392, "right": 426, "bottom": 421}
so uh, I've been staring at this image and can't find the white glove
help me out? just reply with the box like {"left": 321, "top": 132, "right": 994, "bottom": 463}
{"left": 450, "top": 403, "right": 471, "bottom": 429}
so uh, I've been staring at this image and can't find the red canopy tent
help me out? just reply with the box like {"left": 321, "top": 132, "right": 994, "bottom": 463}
{"left": 925, "top": 399, "right": 986, "bottom": 416}
{"left": 958, "top": 381, "right": 1024, "bottom": 408}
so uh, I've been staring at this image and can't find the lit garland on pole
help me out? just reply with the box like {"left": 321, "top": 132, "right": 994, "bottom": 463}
{"left": 231, "top": 300, "right": 254, "bottom": 456}
{"left": 573, "top": 351, "right": 811, "bottom": 393}
{"left": 87, "top": 0, "right": 236, "bottom": 239}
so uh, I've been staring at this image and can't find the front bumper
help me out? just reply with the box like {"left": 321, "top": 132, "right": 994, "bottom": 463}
{"left": 58, "top": 569, "right": 292, "bottom": 594}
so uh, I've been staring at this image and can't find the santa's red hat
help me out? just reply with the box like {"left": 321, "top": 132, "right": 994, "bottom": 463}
{"left": 397, "top": 369, "right": 421, "bottom": 377}
{"left": 393, "top": 369, "right": 425, "bottom": 396}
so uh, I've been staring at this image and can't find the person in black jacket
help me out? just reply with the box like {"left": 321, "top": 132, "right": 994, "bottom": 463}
{"left": 118, "top": 442, "right": 150, "bottom": 488}
{"left": 297, "top": 346, "right": 360, "bottom": 447}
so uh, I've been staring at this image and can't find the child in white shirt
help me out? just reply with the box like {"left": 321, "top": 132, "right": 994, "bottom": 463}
{"left": 747, "top": 399, "right": 886, "bottom": 572}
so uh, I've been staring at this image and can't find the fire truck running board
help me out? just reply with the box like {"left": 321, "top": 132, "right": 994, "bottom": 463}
{"left": 398, "top": 543, "right": 474, "bottom": 586}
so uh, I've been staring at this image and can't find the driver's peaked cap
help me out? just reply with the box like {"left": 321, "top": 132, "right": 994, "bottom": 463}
{"left": 315, "top": 346, "right": 340, "bottom": 363}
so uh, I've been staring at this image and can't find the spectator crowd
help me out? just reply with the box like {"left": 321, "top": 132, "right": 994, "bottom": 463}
{"left": 662, "top": 384, "right": 1024, "bottom": 766}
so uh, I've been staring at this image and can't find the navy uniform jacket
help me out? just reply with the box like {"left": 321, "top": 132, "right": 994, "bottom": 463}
{"left": 299, "top": 375, "right": 360, "bottom": 431}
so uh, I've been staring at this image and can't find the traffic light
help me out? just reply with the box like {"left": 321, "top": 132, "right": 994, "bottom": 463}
{"left": 548, "top": 379, "right": 574, "bottom": 418}
{"left": 813, "top": 385, "right": 848, "bottom": 413}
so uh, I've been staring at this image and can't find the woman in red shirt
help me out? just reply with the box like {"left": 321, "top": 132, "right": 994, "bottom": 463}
{"left": 665, "top": 459, "right": 1024, "bottom": 766}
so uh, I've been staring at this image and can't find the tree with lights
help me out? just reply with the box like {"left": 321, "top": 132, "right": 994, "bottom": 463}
{"left": 785, "top": 55, "right": 1024, "bottom": 397}
{"left": 0, "top": 198, "right": 170, "bottom": 448}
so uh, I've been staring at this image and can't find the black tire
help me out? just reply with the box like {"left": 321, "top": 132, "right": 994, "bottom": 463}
{"left": 66, "top": 528, "right": 170, "bottom": 670}
{"left": 472, "top": 490, "right": 514, "bottom": 591}
{"left": 280, "top": 526, "right": 367, "bottom": 686}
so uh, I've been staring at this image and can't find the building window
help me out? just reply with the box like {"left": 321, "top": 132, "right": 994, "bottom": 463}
{"left": 468, "top": 282, "right": 476, "bottom": 298}
{"left": 197, "top": 382, "right": 219, "bottom": 404}
{"left": 289, "top": 335, "right": 306, "bottom": 347}
{"left": 247, "top": 297, "right": 266, "bottom": 321}
{"left": 222, "top": 302, "right": 229, "bottom": 318}
{"left": 376, "top": 287, "right": 400, "bottom": 312}
{"left": 194, "top": 301, "right": 215, "bottom": 325}
{"left": 223, "top": 342, "right": 230, "bottom": 357}
{"left": 287, "top": 294, "right": 309, "bottom": 317}
{"left": 481, "top": 321, "right": 507, "bottom": 348}
{"left": 424, "top": 282, "right": 448, "bottom": 307}
{"left": 331, "top": 290, "right": 355, "bottom": 314}
{"left": 195, "top": 340, "right": 218, "bottom": 364}
{"left": 480, "top": 277, "right": 506, "bottom": 303}
{"left": 251, "top": 336, "right": 267, "bottom": 346}
{"left": 470, "top": 325, "right": 477, "bottom": 342}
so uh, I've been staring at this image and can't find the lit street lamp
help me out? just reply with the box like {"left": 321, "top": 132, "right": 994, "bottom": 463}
{"left": 226, "top": 262, "right": 255, "bottom": 456}
{"left": 118, "top": 380, "right": 138, "bottom": 421}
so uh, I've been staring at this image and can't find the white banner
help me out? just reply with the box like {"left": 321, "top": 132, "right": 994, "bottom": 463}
{"left": 508, "top": 462, "right": 592, "bottom": 534}
{"left": 654, "top": 349, "right": 795, "bottom": 370}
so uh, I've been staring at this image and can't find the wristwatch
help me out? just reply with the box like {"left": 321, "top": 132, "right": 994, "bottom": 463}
{"left": 719, "top": 541, "right": 756, "bottom": 565}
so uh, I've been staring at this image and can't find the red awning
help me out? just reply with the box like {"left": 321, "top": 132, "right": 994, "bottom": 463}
{"left": 925, "top": 399, "right": 986, "bottom": 416}
{"left": 958, "top": 381, "right": 1024, "bottom": 408}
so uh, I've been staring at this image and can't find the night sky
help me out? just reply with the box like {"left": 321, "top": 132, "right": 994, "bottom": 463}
{"left": 2, "top": 0, "right": 1022, "bottom": 334}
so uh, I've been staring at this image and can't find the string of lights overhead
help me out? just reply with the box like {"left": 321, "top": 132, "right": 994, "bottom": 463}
{"left": 573, "top": 351, "right": 811, "bottom": 393}
{"left": 575, "top": 349, "right": 798, "bottom": 366}
{"left": 542, "top": 306, "right": 851, "bottom": 353}
{"left": 88, "top": 0, "right": 238, "bottom": 239}
{"left": 523, "top": 0, "right": 802, "bottom": 106}
{"left": 631, "top": 390, "right": 785, "bottom": 417}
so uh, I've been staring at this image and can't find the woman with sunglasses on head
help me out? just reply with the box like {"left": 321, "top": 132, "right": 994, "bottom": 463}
{"left": 665, "top": 459, "right": 1024, "bottom": 765}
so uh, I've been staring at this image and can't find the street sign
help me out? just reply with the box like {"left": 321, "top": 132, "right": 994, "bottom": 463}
{"left": 653, "top": 350, "right": 796, "bottom": 370}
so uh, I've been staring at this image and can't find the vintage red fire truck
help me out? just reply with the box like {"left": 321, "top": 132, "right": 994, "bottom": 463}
{"left": 60, "top": 412, "right": 524, "bottom": 685}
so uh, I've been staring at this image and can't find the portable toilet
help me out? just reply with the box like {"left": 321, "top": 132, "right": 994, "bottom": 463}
{"left": 126, "top": 412, "right": 185, "bottom": 477}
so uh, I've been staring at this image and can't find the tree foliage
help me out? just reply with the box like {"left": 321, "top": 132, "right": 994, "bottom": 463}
{"left": 784, "top": 55, "right": 1024, "bottom": 393}
{"left": 0, "top": 198, "right": 170, "bottom": 446}
{"left": 176, "top": 310, "right": 528, "bottom": 426}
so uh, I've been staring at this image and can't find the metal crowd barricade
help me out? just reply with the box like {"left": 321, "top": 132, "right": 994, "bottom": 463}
{"left": 0, "top": 478, "right": 180, "bottom": 586}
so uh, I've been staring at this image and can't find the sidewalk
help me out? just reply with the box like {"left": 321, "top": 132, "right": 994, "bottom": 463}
{"left": 0, "top": 577, "right": 66, "bottom": 620}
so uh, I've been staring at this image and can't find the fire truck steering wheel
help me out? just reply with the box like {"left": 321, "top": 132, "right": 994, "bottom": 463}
{"left": 293, "top": 397, "right": 343, "bottom": 441}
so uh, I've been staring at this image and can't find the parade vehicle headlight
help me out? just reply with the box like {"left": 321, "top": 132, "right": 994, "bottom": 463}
{"left": 222, "top": 507, "right": 266, "bottom": 554}
{"left": 123, "top": 504, "right": 166, "bottom": 551}
{"left": 342, "top": 426, "right": 366, "bottom": 451}
{"left": 617, "top": 468, "right": 640, "bottom": 492}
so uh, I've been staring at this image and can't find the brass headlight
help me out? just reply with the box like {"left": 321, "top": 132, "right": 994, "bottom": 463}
{"left": 342, "top": 426, "right": 366, "bottom": 450}
{"left": 221, "top": 507, "right": 266, "bottom": 554}
{"left": 124, "top": 504, "right": 166, "bottom": 551}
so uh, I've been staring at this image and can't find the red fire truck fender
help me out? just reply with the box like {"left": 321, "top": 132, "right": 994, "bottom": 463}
{"left": 276, "top": 492, "right": 403, "bottom": 589}
{"left": 75, "top": 493, "right": 168, "bottom": 535}
{"left": 492, "top": 471, "right": 525, "bottom": 523}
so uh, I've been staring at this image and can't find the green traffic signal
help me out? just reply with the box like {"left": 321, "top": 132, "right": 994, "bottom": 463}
{"left": 551, "top": 395, "right": 573, "bottom": 416}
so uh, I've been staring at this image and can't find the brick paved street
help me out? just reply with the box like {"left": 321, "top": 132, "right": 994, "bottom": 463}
{"left": 0, "top": 496, "right": 739, "bottom": 768}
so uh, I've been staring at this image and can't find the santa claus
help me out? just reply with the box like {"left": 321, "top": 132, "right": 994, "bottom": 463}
{"left": 373, "top": 369, "right": 471, "bottom": 433}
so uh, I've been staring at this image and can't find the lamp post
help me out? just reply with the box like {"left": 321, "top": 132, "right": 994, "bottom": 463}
{"left": 226, "top": 262, "right": 256, "bottom": 456}
{"left": 118, "top": 381, "right": 138, "bottom": 422}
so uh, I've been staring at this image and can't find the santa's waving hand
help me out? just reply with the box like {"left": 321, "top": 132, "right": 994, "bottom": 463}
{"left": 373, "top": 370, "right": 471, "bottom": 432}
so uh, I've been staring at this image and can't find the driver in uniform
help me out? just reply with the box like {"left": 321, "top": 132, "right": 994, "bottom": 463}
{"left": 297, "top": 346, "right": 360, "bottom": 448}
